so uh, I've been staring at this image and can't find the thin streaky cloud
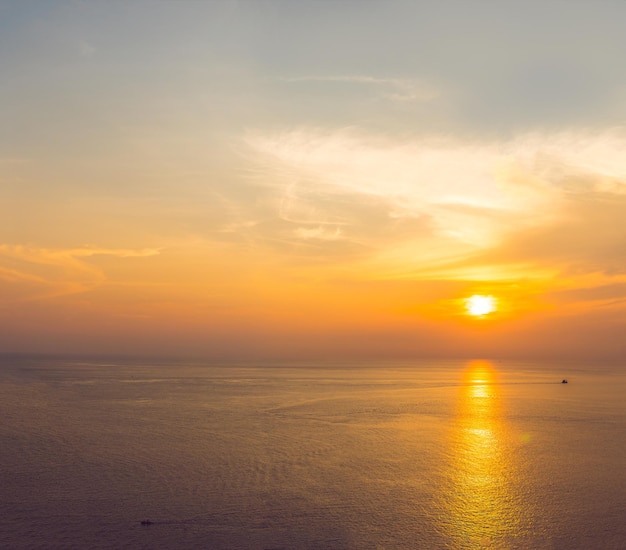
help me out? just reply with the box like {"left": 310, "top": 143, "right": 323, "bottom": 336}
{"left": 282, "top": 75, "right": 439, "bottom": 101}
{"left": 0, "top": 245, "right": 162, "bottom": 301}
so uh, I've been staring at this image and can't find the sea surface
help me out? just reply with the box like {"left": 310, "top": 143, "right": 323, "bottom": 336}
{"left": 0, "top": 355, "right": 625, "bottom": 549}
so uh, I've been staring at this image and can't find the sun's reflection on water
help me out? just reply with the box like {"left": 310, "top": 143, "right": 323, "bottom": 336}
{"left": 441, "top": 360, "right": 521, "bottom": 548}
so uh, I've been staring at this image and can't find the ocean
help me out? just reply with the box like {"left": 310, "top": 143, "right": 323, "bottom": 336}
{"left": 0, "top": 355, "right": 624, "bottom": 549}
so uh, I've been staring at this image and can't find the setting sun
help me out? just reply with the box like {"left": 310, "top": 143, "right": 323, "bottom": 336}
{"left": 465, "top": 295, "right": 497, "bottom": 317}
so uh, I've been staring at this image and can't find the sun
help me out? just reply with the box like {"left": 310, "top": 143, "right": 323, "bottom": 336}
{"left": 465, "top": 294, "right": 496, "bottom": 317}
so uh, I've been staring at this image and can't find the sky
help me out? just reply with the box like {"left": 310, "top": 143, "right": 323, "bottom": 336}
{"left": 2, "top": 0, "right": 626, "bottom": 360}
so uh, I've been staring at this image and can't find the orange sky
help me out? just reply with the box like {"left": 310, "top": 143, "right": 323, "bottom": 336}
{"left": 2, "top": 2, "right": 626, "bottom": 360}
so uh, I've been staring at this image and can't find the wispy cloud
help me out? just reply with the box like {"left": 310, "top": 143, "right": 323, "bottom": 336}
{"left": 283, "top": 75, "right": 439, "bottom": 102}
{"left": 243, "top": 128, "right": 556, "bottom": 252}
{"left": 294, "top": 225, "right": 343, "bottom": 241}
{"left": 0, "top": 245, "right": 161, "bottom": 301}
{"left": 242, "top": 127, "right": 626, "bottom": 287}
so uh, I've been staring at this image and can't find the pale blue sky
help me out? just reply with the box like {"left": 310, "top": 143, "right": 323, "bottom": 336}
{"left": 3, "top": 1, "right": 626, "bottom": 142}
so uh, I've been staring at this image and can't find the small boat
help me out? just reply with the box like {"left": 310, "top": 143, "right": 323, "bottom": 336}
{"left": 561, "top": 379, "right": 568, "bottom": 384}
{"left": 140, "top": 520, "right": 154, "bottom": 526}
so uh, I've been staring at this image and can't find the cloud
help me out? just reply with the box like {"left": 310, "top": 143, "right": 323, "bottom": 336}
{"left": 479, "top": 191, "right": 626, "bottom": 277}
{"left": 283, "top": 75, "right": 439, "bottom": 102}
{"left": 294, "top": 226, "right": 343, "bottom": 241}
{"left": 243, "top": 128, "right": 552, "bottom": 254}
{"left": 241, "top": 126, "right": 626, "bottom": 289}
{"left": 547, "top": 283, "right": 626, "bottom": 306}
{"left": 0, "top": 245, "right": 161, "bottom": 301}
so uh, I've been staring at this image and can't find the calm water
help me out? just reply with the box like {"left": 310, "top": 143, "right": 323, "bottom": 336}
{"left": 0, "top": 356, "right": 625, "bottom": 549}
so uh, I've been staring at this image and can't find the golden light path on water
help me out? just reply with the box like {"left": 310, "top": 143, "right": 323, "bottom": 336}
{"left": 441, "top": 360, "right": 524, "bottom": 548}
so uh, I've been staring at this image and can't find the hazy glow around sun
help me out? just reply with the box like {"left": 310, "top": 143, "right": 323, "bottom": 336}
{"left": 466, "top": 295, "right": 496, "bottom": 316}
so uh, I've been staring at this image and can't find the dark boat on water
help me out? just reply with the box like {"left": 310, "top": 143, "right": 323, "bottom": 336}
{"left": 140, "top": 520, "right": 154, "bottom": 526}
{"left": 561, "top": 379, "right": 568, "bottom": 384}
